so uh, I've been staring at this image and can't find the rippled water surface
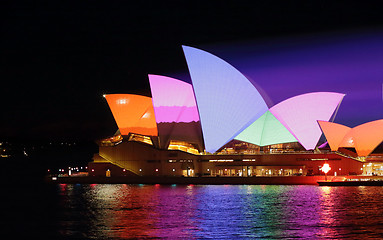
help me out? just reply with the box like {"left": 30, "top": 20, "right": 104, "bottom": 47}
{"left": 5, "top": 184, "right": 383, "bottom": 239}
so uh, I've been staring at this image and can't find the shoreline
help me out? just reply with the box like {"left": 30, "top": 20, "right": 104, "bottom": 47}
{"left": 46, "top": 175, "right": 383, "bottom": 185}
{"left": 47, "top": 175, "right": 332, "bottom": 185}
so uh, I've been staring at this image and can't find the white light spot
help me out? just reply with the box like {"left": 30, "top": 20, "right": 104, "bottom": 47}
{"left": 142, "top": 112, "right": 150, "bottom": 118}
{"left": 117, "top": 99, "right": 128, "bottom": 104}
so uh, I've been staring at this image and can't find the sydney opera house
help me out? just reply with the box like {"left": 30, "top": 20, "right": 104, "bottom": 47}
{"left": 89, "top": 46, "right": 383, "bottom": 178}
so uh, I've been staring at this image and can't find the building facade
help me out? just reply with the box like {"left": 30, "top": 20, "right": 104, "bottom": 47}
{"left": 89, "top": 45, "right": 379, "bottom": 178}
{"left": 90, "top": 139, "right": 363, "bottom": 178}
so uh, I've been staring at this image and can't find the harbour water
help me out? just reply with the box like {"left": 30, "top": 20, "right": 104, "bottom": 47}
{"left": 3, "top": 184, "right": 383, "bottom": 239}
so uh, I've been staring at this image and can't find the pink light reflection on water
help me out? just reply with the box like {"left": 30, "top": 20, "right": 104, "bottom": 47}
{"left": 56, "top": 184, "right": 383, "bottom": 239}
{"left": 85, "top": 184, "right": 201, "bottom": 239}
{"left": 317, "top": 186, "right": 383, "bottom": 238}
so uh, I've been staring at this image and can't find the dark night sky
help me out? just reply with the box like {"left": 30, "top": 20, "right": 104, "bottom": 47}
{"left": 1, "top": 1, "right": 383, "bottom": 141}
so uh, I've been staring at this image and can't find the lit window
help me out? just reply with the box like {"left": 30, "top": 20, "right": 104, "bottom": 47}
{"left": 168, "top": 140, "right": 199, "bottom": 154}
{"left": 129, "top": 134, "right": 153, "bottom": 145}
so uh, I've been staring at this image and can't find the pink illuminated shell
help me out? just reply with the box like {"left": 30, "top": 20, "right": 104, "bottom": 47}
{"left": 270, "top": 92, "right": 345, "bottom": 150}
{"left": 148, "top": 74, "right": 203, "bottom": 150}
{"left": 148, "top": 74, "right": 200, "bottom": 123}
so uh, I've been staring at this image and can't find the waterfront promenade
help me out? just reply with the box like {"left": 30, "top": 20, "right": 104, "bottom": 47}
{"left": 47, "top": 175, "right": 383, "bottom": 185}
{"left": 47, "top": 175, "right": 334, "bottom": 185}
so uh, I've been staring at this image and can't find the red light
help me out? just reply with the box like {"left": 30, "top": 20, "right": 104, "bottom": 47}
{"left": 155, "top": 168, "right": 159, "bottom": 172}
{"left": 322, "top": 163, "right": 331, "bottom": 174}
{"left": 91, "top": 169, "right": 94, "bottom": 172}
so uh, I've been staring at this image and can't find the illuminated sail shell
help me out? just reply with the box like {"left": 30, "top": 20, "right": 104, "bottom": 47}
{"left": 349, "top": 120, "right": 383, "bottom": 156}
{"left": 320, "top": 120, "right": 383, "bottom": 157}
{"left": 148, "top": 74, "right": 203, "bottom": 150}
{"left": 269, "top": 92, "right": 345, "bottom": 150}
{"left": 104, "top": 94, "right": 158, "bottom": 136}
{"left": 318, "top": 121, "right": 351, "bottom": 151}
{"left": 183, "top": 45, "right": 268, "bottom": 152}
{"left": 235, "top": 110, "right": 297, "bottom": 146}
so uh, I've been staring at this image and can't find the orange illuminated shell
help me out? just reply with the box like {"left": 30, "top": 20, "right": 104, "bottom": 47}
{"left": 319, "top": 120, "right": 383, "bottom": 157}
{"left": 347, "top": 120, "right": 383, "bottom": 157}
{"left": 104, "top": 94, "right": 158, "bottom": 136}
{"left": 318, "top": 121, "right": 351, "bottom": 151}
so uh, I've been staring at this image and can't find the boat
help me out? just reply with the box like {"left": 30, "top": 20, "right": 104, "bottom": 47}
{"left": 318, "top": 178, "right": 383, "bottom": 186}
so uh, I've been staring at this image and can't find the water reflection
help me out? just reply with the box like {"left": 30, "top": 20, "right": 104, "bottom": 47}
{"left": 317, "top": 186, "right": 383, "bottom": 238}
{"left": 55, "top": 184, "right": 383, "bottom": 239}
